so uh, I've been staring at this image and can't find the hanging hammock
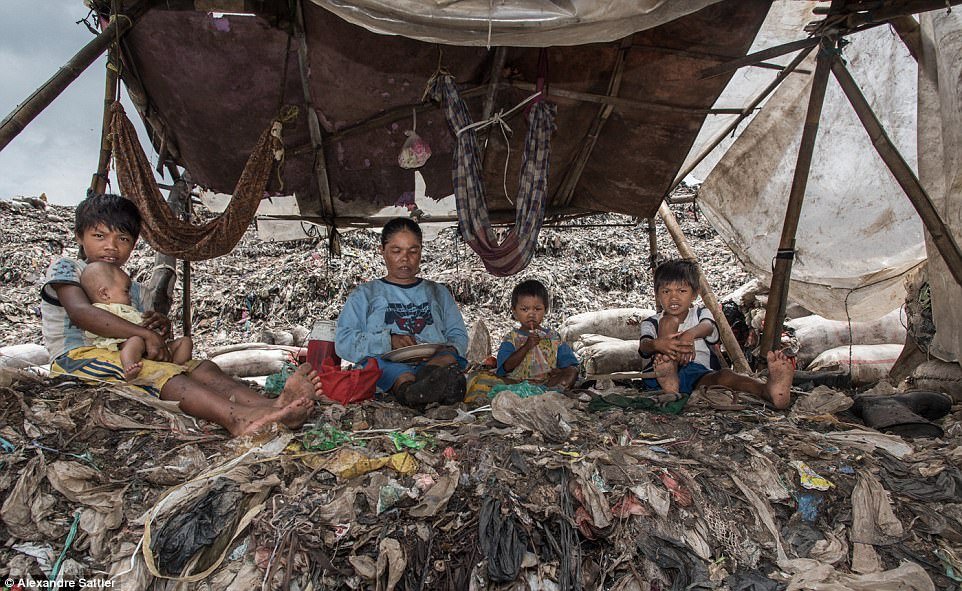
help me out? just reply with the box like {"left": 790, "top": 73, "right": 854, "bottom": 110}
{"left": 428, "top": 74, "right": 556, "bottom": 277}
{"left": 108, "top": 101, "right": 280, "bottom": 261}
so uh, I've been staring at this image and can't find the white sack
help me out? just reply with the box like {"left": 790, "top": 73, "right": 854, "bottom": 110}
{"left": 209, "top": 349, "right": 294, "bottom": 378}
{"left": 919, "top": 12, "right": 962, "bottom": 363}
{"left": 560, "top": 308, "right": 655, "bottom": 344}
{"left": 698, "top": 25, "right": 925, "bottom": 321}
{"left": 787, "top": 308, "right": 907, "bottom": 366}
{"left": 0, "top": 344, "right": 49, "bottom": 369}
{"left": 808, "top": 344, "right": 904, "bottom": 386}
{"left": 580, "top": 339, "right": 644, "bottom": 375}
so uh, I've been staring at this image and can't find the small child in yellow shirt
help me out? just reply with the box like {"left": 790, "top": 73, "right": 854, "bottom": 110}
{"left": 496, "top": 280, "right": 578, "bottom": 389}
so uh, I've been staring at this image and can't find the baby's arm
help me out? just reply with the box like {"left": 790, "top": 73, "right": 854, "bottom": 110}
{"left": 55, "top": 284, "right": 172, "bottom": 362}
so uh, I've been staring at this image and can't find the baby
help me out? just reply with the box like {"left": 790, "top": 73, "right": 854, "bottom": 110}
{"left": 80, "top": 261, "right": 192, "bottom": 379}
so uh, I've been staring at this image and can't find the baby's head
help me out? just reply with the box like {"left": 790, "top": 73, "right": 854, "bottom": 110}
{"left": 510, "top": 279, "right": 549, "bottom": 331}
{"left": 80, "top": 261, "right": 133, "bottom": 306}
{"left": 653, "top": 259, "right": 700, "bottom": 315}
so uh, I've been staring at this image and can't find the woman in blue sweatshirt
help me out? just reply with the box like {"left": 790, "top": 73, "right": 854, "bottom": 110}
{"left": 335, "top": 218, "right": 469, "bottom": 407}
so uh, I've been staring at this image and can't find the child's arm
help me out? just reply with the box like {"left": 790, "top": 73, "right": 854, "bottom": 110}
{"left": 676, "top": 319, "right": 717, "bottom": 364}
{"left": 498, "top": 333, "right": 540, "bottom": 374}
{"left": 55, "top": 284, "right": 172, "bottom": 361}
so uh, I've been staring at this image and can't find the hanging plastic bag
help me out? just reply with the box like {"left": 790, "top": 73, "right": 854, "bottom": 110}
{"left": 318, "top": 358, "right": 380, "bottom": 405}
{"left": 398, "top": 108, "right": 431, "bottom": 169}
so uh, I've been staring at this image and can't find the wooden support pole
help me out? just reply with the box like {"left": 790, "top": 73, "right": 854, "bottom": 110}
{"left": 556, "top": 38, "right": 632, "bottom": 207}
{"left": 658, "top": 202, "right": 752, "bottom": 374}
{"left": 891, "top": 16, "right": 922, "bottom": 62}
{"left": 647, "top": 218, "right": 658, "bottom": 273}
{"left": 0, "top": 6, "right": 141, "bottom": 153}
{"left": 759, "top": 41, "right": 833, "bottom": 357}
{"left": 480, "top": 46, "right": 509, "bottom": 169}
{"left": 830, "top": 53, "right": 962, "bottom": 288}
{"left": 90, "top": 46, "right": 120, "bottom": 195}
{"left": 295, "top": 0, "right": 335, "bottom": 223}
{"left": 699, "top": 37, "right": 820, "bottom": 80}
{"left": 671, "top": 44, "right": 815, "bottom": 190}
{"left": 144, "top": 169, "right": 188, "bottom": 317}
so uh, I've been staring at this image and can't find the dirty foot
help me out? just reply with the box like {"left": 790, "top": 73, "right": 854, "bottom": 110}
{"left": 765, "top": 350, "right": 795, "bottom": 410}
{"left": 124, "top": 361, "right": 143, "bottom": 381}
{"left": 237, "top": 398, "right": 314, "bottom": 436}
{"left": 277, "top": 363, "right": 323, "bottom": 406}
{"left": 653, "top": 354, "right": 680, "bottom": 395}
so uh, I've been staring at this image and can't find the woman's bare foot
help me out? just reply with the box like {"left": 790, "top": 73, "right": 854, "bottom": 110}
{"left": 236, "top": 398, "right": 314, "bottom": 436}
{"left": 764, "top": 350, "right": 795, "bottom": 410}
{"left": 277, "top": 364, "right": 323, "bottom": 406}
{"left": 124, "top": 361, "right": 143, "bottom": 381}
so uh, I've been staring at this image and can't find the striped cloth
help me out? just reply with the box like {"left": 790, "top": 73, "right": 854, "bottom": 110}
{"left": 428, "top": 75, "right": 556, "bottom": 276}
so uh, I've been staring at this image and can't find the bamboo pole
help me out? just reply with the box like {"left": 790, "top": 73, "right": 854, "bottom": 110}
{"left": 647, "top": 217, "right": 658, "bottom": 273}
{"left": 556, "top": 38, "right": 632, "bottom": 207}
{"left": 0, "top": 7, "right": 141, "bottom": 153}
{"left": 891, "top": 16, "right": 922, "bottom": 62}
{"left": 658, "top": 202, "right": 751, "bottom": 374}
{"left": 671, "top": 44, "right": 815, "bottom": 190}
{"left": 90, "top": 46, "right": 120, "bottom": 195}
{"left": 830, "top": 53, "right": 962, "bottom": 288}
{"left": 759, "top": 41, "right": 833, "bottom": 357}
{"left": 699, "top": 38, "right": 819, "bottom": 80}
{"left": 295, "top": 0, "right": 334, "bottom": 222}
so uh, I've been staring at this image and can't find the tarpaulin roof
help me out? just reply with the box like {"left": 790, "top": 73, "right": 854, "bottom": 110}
{"left": 111, "top": 0, "right": 774, "bottom": 223}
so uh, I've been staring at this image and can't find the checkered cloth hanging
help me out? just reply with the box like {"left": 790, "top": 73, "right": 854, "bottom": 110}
{"left": 428, "top": 75, "right": 556, "bottom": 276}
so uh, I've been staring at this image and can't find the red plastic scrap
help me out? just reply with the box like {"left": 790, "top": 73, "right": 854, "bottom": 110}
{"left": 659, "top": 469, "right": 693, "bottom": 507}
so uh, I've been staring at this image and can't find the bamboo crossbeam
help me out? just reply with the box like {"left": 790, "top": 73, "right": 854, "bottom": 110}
{"left": 759, "top": 41, "right": 833, "bottom": 357}
{"left": 699, "top": 37, "right": 820, "bottom": 80}
{"left": 556, "top": 38, "right": 632, "bottom": 207}
{"left": 295, "top": 0, "right": 334, "bottom": 222}
{"left": 0, "top": 6, "right": 142, "bottom": 153}
{"left": 671, "top": 44, "right": 816, "bottom": 191}
{"left": 830, "top": 52, "right": 962, "bottom": 288}
{"left": 658, "top": 202, "right": 751, "bottom": 374}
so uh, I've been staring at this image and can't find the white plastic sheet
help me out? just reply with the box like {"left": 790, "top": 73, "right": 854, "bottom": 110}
{"left": 698, "top": 25, "right": 925, "bottom": 321}
{"left": 310, "top": 0, "right": 720, "bottom": 47}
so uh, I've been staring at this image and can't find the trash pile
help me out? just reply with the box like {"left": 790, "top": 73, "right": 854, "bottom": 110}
{"left": 0, "top": 190, "right": 747, "bottom": 356}
{"left": 2, "top": 193, "right": 961, "bottom": 590}
{"left": 1, "top": 366, "right": 960, "bottom": 589}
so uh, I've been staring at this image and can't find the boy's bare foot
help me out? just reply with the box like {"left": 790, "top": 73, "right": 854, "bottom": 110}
{"left": 237, "top": 398, "right": 314, "bottom": 436}
{"left": 653, "top": 354, "right": 680, "bottom": 395}
{"left": 277, "top": 364, "right": 323, "bottom": 406}
{"left": 124, "top": 361, "right": 143, "bottom": 381}
{"left": 764, "top": 350, "right": 794, "bottom": 410}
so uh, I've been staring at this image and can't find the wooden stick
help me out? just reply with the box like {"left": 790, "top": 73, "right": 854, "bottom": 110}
{"left": 90, "top": 46, "right": 120, "bottom": 195}
{"left": 647, "top": 218, "right": 658, "bottom": 273}
{"left": 671, "top": 44, "right": 816, "bottom": 190}
{"left": 506, "top": 80, "right": 742, "bottom": 116}
{"left": 830, "top": 52, "right": 962, "bottom": 288}
{"left": 555, "top": 38, "right": 632, "bottom": 207}
{"left": 891, "top": 16, "right": 922, "bottom": 62}
{"left": 658, "top": 202, "right": 751, "bottom": 374}
{"left": 295, "top": 0, "right": 334, "bottom": 222}
{"left": 699, "top": 38, "right": 820, "bottom": 80}
{"left": 480, "top": 46, "right": 509, "bottom": 169}
{"left": 759, "top": 40, "right": 833, "bottom": 357}
{"left": 0, "top": 5, "right": 142, "bottom": 153}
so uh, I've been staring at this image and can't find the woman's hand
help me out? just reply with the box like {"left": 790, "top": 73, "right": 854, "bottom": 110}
{"left": 391, "top": 334, "right": 418, "bottom": 349}
{"left": 142, "top": 311, "right": 172, "bottom": 338}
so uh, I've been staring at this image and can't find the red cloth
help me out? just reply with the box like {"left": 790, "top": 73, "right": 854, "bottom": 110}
{"left": 318, "top": 359, "right": 380, "bottom": 405}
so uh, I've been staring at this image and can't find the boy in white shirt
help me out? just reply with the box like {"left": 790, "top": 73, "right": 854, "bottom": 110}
{"left": 638, "top": 260, "right": 793, "bottom": 409}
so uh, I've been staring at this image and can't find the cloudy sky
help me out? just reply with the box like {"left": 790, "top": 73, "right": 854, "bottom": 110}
{"left": 0, "top": 1, "right": 151, "bottom": 205}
